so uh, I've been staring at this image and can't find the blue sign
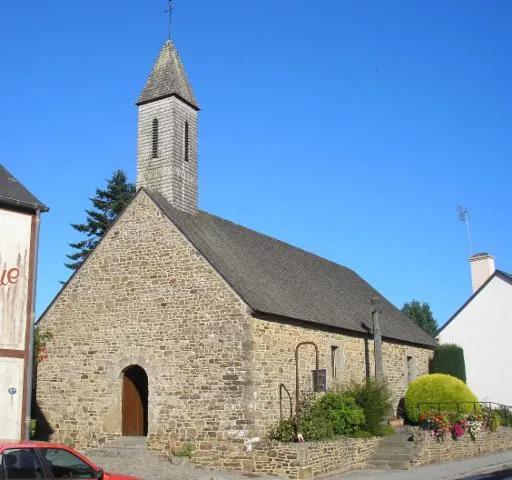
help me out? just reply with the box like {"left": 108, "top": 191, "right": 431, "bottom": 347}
{"left": 8, "top": 387, "right": 17, "bottom": 395}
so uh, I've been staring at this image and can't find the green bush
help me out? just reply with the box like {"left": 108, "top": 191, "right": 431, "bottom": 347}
{"left": 489, "top": 407, "right": 512, "bottom": 427}
{"left": 344, "top": 379, "right": 393, "bottom": 435}
{"left": 268, "top": 391, "right": 366, "bottom": 442}
{"left": 350, "top": 429, "right": 373, "bottom": 439}
{"left": 268, "top": 418, "right": 296, "bottom": 442}
{"left": 405, "top": 374, "right": 478, "bottom": 422}
{"left": 374, "top": 424, "right": 396, "bottom": 436}
{"left": 430, "top": 344, "right": 467, "bottom": 383}
{"left": 313, "top": 392, "right": 366, "bottom": 435}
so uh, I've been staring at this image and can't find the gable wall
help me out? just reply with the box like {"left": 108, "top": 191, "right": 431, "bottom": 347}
{"left": 439, "top": 276, "right": 512, "bottom": 405}
{"left": 36, "top": 192, "right": 254, "bottom": 450}
{"left": 251, "top": 316, "right": 433, "bottom": 434}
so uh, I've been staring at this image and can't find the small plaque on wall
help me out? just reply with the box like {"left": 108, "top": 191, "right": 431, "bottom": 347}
{"left": 312, "top": 369, "right": 327, "bottom": 393}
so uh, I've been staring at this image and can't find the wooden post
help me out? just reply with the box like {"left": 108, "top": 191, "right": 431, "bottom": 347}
{"left": 371, "top": 296, "right": 383, "bottom": 379}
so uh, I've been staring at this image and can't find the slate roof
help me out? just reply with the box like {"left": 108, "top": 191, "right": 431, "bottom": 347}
{"left": 0, "top": 165, "right": 48, "bottom": 212}
{"left": 149, "top": 191, "right": 437, "bottom": 348}
{"left": 136, "top": 40, "right": 199, "bottom": 109}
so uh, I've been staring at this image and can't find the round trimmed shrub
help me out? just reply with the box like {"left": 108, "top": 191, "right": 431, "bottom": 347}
{"left": 405, "top": 374, "right": 478, "bottom": 422}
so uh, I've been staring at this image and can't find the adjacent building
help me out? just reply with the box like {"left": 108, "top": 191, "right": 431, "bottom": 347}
{"left": 438, "top": 253, "right": 512, "bottom": 406}
{"left": 0, "top": 165, "right": 48, "bottom": 440}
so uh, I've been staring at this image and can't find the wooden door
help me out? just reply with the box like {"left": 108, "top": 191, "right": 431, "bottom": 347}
{"left": 122, "top": 373, "right": 144, "bottom": 436}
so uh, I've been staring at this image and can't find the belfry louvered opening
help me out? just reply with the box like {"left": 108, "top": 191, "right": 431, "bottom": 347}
{"left": 184, "top": 121, "right": 189, "bottom": 162}
{"left": 152, "top": 118, "right": 159, "bottom": 158}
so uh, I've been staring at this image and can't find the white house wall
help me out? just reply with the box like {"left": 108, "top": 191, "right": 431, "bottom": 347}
{"left": 439, "top": 276, "right": 512, "bottom": 406}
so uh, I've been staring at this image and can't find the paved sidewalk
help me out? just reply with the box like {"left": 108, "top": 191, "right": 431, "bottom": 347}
{"left": 327, "top": 451, "right": 512, "bottom": 480}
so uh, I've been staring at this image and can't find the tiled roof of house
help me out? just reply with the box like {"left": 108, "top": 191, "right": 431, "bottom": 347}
{"left": 149, "top": 191, "right": 437, "bottom": 348}
{"left": 0, "top": 165, "right": 48, "bottom": 212}
{"left": 136, "top": 40, "right": 199, "bottom": 109}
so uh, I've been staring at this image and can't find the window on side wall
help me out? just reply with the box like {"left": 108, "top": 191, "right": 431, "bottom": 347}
{"left": 407, "top": 356, "right": 417, "bottom": 384}
{"left": 331, "top": 345, "right": 344, "bottom": 379}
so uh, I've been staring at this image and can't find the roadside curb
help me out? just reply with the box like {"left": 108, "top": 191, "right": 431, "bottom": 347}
{"left": 439, "top": 461, "right": 512, "bottom": 479}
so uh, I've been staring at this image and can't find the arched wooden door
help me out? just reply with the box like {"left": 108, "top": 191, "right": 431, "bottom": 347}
{"left": 122, "top": 365, "right": 148, "bottom": 436}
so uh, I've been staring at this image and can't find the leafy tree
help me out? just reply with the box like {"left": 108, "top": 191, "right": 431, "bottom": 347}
{"left": 401, "top": 300, "right": 438, "bottom": 337}
{"left": 65, "top": 170, "right": 135, "bottom": 272}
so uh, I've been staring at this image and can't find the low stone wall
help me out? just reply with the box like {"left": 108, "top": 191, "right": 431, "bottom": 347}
{"left": 160, "top": 435, "right": 380, "bottom": 479}
{"left": 412, "top": 426, "right": 512, "bottom": 465}
{"left": 251, "top": 438, "right": 380, "bottom": 479}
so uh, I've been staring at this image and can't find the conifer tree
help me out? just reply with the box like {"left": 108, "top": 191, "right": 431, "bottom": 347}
{"left": 401, "top": 300, "right": 438, "bottom": 337}
{"left": 65, "top": 170, "right": 135, "bottom": 272}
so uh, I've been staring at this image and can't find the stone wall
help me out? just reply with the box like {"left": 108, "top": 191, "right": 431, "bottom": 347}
{"left": 251, "top": 316, "right": 433, "bottom": 436}
{"left": 37, "top": 191, "right": 254, "bottom": 450}
{"left": 412, "top": 427, "right": 512, "bottom": 465}
{"left": 252, "top": 438, "right": 380, "bottom": 479}
{"left": 187, "top": 437, "right": 380, "bottom": 479}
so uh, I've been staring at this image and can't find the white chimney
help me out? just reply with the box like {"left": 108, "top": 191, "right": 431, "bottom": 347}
{"left": 469, "top": 253, "right": 496, "bottom": 293}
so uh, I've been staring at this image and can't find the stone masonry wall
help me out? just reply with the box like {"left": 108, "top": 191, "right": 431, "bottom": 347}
{"left": 137, "top": 96, "right": 198, "bottom": 214}
{"left": 36, "top": 191, "right": 254, "bottom": 450}
{"left": 187, "top": 437, "right": 380, "bottom": 479}
{"left": 251, "top": 316, "right": 432, "bottom": 436}
{"left": 412, "top": 426, "right": 512, "bottom": 465}
{"left": 251, "top": 438, "right": 381, "bottom": 479}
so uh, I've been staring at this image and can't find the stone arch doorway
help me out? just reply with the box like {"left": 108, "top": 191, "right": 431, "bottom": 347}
{"left": 122, "top": 365, "right": 148, "bottom": 436}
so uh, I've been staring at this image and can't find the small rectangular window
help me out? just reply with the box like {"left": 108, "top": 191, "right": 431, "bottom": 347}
{"left": 184, "top": 121, "right": 189, "bottom": 162}
{"left": 331, "top": 346, "right": 338, "bottom": 378}
{"left": 407, "top": 356, "right": 417, "bottom": 384}
{"left": 152, "top": 118, "right": 159, "bottom": 158}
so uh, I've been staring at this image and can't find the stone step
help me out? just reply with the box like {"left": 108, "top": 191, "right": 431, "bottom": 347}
{"left": 87, "top": 448, "right": 152, "bottom": 459}
{"left": 105, "top": 436, "right": 148, "bottom": 448}
{"left": 367, "top": 458, "right": 411, "bottom": 470}
{"left": 379, "top": 434, "right": 414, "bottom": 445}
{"left": 86, "top": 436, "right": 152, "bottom": 459}
{"left": 372, "top": 444, "right": 413, "bottom": 454}
{"left": 371, "top": 452, "right": 412, "bottom": 462}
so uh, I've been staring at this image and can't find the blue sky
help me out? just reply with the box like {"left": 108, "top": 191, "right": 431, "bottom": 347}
{"left": 1, "top": 1, "right": 510, "bottom": 326}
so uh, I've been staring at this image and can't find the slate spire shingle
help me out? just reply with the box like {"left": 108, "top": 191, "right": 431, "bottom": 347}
{"left": 136, "top": 40, "right": 199, "bottom": 109}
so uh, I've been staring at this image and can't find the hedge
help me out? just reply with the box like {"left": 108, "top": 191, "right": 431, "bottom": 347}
{"left": 430, "top": 344, "right": 467, "bottom": 383}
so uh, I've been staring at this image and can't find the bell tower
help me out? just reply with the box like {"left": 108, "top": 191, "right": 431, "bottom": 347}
{"left": 136, "top": 40, "right": 199, "bottom": 214}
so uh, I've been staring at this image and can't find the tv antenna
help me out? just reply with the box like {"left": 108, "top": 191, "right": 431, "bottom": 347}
{"left": 457, "top": 204, "right": 473, "bottom": 256}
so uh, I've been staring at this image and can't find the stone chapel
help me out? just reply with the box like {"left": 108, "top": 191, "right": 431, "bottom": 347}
{"left": 36, "top": 39, "right": 436, "bottom": 464}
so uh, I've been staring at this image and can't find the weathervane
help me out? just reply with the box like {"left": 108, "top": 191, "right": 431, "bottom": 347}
{"left": 165, "top": 0, "right": 174, "bottom": 40}
{"left": 457, "top": 204, "right": 473, "bottom": 256}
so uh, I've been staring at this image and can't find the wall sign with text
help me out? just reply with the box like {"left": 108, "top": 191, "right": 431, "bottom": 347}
{"left": 0, "top": 209, "right": 31, "bottom": 350}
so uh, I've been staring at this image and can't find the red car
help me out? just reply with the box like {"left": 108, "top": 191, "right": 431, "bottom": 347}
{"left": 0, "top": 441, "right": 142, "bottom": 480}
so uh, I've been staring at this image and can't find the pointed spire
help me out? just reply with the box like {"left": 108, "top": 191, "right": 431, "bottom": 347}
{"left": 136, "top": 40, "right": 199, "bottom": 110}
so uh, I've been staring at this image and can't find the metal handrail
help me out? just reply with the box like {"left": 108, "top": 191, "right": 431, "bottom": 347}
{"left": 416, "top": 401, "right": 512, "bottom": 423}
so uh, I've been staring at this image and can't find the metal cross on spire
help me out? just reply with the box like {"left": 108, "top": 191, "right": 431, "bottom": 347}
{"left": 164, "top": 0, "right": 174, "bottom": 40}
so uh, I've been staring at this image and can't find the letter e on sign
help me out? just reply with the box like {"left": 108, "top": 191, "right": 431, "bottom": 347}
{"left": 8, "top": 268, "right": 20, "bottom": 284}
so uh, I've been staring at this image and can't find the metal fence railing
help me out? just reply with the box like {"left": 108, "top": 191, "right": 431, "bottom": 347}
{"left": 416, "top": 401, "right": 512, "bottom": 425}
